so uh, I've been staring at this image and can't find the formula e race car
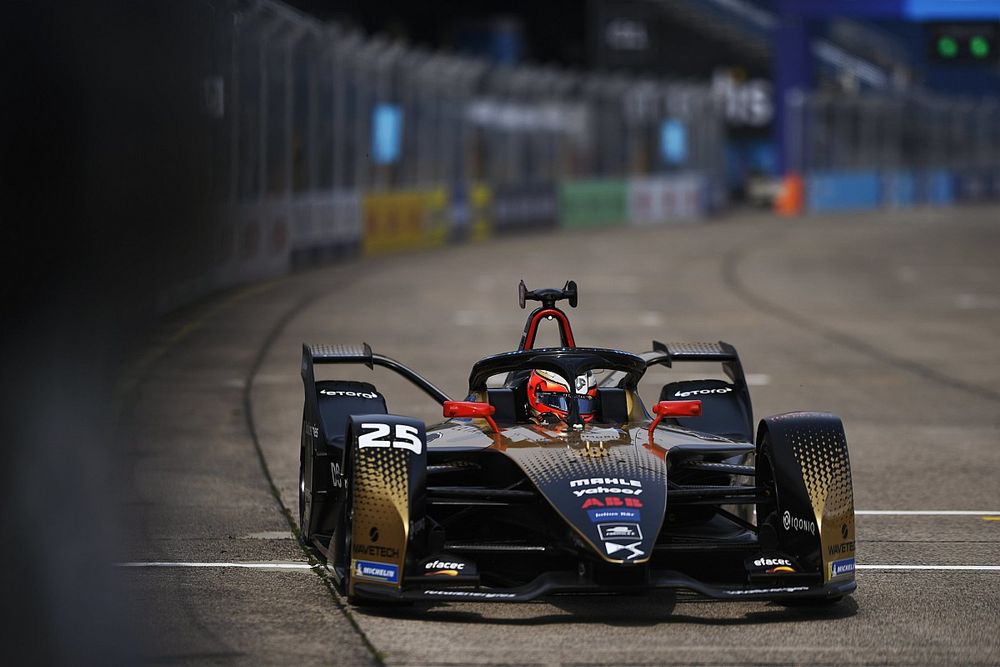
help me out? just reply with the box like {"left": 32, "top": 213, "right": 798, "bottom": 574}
{"left": 298, "top": 281, "right": 856, "bottom": 604}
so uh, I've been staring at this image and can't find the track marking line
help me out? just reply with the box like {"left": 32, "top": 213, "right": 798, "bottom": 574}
{"left": 119, "top": 561, "right": 314, "bottom": 570}
{"left": 857, "top": 565, "right": 1000, "bottom": 572}
{"left": 117, "top": 562, "right": 1000, "bottom": 573}
{"left": 241, "top": 531, "right": 295, "bottom": 539}
{"left": 854, "top": 510, "right": 1000, "bottom": 517}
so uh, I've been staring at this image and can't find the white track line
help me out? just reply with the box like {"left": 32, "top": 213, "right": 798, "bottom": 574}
{"left": 854, "top": 510, "right": 1000, "bottom": 516}
{"left": 857, "top": 565, "right": 1000, "bottom": 571}
{"left": 116, "top": 562, "right": 1000, "bottom": 573}
{"left": 118, "top": 561, "right": 314, "bottom": 569}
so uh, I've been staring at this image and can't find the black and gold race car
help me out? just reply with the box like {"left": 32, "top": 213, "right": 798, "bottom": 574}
{"left": 298, "top": 281, "right": 856, "bottom": 604}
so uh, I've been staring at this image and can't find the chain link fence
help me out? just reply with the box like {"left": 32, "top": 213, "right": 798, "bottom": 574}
{"left": 786, "top": 90, "right": 1000, "bottom": 173}
{"left": 222, "top": 0, "right": 726, "bottom": 199}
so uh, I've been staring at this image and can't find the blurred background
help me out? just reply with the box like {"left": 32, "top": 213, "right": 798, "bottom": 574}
{"left": 2, "top": 0, "right": 998, "bottom": 663}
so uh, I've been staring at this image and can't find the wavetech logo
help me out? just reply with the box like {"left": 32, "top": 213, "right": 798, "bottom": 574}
{"left": 782, "top": 510, "right": 816, "bottom": 535}
{"left": 353, "top": 543, "right": 399, "bottom": 559}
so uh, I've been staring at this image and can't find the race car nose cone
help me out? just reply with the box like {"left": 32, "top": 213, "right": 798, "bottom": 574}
{"left": 502, "top": 441, "right": 667, "bottom": 565}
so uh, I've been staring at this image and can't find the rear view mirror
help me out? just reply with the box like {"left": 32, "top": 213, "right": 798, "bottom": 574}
{"left": 443, "top": 400, "right": 499, "bottom": 433}
{"left": 648, "top": 400, "right": 702, "bottom": 438}
{"left": 653, "top": 400, "right": 702, "bottom": 417}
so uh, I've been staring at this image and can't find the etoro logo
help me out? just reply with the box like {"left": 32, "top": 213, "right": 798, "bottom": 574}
{"left": 782, "top": 510, "right": 816, "bottom": 535}
{"left": 673, "top": 387, "right": 732, "bottom": 398}
{"left": 321, "top": 389, "right": 380, "bottom": 399}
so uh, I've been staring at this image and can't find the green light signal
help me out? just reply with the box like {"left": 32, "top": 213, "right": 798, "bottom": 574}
{"left": 937, "top": 36, "right": 958, "bottom": 58}
{"left": 970, "top": 36, "right": 990, "bottom": 59}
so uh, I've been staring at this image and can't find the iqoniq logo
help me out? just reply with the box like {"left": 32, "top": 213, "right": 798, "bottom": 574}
{"left": 782, "top": 510, "right": 816, "bottom": 535}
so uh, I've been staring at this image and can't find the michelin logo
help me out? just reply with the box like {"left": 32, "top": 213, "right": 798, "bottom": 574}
{"left": 830, "top": 557, "right": 855, "bottom": 578}
{"left": 353, "top": 560, "right": 399, "bottom": 583}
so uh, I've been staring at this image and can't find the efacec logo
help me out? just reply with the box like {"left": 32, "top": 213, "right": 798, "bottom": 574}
{"left": 423, "top": 560, "right": 466, "bottom": 576}
{"left": 782, "top": 510, "right": 816, "bottom": 535}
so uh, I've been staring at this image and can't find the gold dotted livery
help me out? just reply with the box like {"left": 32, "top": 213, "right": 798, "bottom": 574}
{"left": 298, "top": 281, "right": 857, "bottom": 605}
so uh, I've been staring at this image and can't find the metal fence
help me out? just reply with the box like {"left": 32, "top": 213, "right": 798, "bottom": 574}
{"left": 785, "top": 90, "right": 1000, "bottom": 173}
{"left": 222, "top": 0, "right": 726, "bottom": 202}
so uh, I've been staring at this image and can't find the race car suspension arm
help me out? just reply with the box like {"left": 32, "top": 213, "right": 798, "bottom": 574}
{"left": 667, "top": 484, "right": 762, "bottom": 506}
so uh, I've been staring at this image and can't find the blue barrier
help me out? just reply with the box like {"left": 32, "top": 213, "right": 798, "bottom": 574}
{"left": 882, "top": 170, "right": 918, "bottom": 208}
{"left": 924, "top": 169, "right": 955, "bottom": 206}
{"left": 954, "top": 168, "right": 1000, "bottom": 204}
{"left": 806, "top": 170, "right": 881, "bottom": 213}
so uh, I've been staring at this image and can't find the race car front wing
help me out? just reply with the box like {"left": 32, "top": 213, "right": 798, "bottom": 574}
{"left": 349, "top": 568, "right": 856, "bottom": 603}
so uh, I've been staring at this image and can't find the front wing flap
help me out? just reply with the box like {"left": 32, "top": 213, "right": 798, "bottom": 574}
{"left": 351, "top": 569, "right": 855, "bottom": 603}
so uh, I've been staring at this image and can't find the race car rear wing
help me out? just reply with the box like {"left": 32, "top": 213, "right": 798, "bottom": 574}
{"left": 645, "top": 340, "right": 748, "bottom": 389}
{"left": 301, "top": 343, "right": 452, "bottom": 405}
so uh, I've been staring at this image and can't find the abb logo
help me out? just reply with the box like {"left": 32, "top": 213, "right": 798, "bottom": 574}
{"left": 581, "top": 497, "right": 643, "bottom": 509}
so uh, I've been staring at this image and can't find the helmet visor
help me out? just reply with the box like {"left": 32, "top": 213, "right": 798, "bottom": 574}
{"left": 535, "top": 391, "right": 598, "bottom": 415}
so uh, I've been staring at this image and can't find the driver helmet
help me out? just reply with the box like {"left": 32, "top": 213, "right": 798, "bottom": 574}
{"left": 526, "top": 369, "right": 598, "bottom": 423}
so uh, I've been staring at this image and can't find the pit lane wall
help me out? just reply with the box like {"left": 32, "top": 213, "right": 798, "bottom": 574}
{"left": 772, "top": 167, "right": 1000, "bottom": 216}
{"left": 199, "top": 173, "right": 712, "bottom": 309}
{"left": 176, "top": 165, "right": 995, "bottom": 313}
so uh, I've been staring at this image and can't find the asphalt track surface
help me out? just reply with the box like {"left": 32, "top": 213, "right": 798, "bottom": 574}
{"left": 121, "top": 207, "right": 1000, "bottom": 665}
